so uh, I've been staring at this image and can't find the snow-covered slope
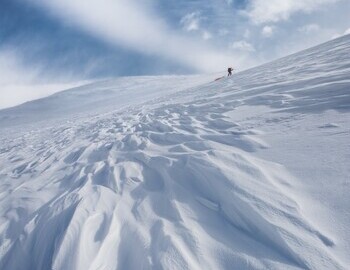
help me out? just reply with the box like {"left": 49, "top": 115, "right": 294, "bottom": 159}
{"left": 0, "top": 75, "right": 210, "bottom": 127}
{"left": 0, "top": 35, "right": 349, "bottom": 270}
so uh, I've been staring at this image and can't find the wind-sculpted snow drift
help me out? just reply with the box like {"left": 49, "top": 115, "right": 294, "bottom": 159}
{"left": 0, "top": 35, "right": 349, "bottom": 269}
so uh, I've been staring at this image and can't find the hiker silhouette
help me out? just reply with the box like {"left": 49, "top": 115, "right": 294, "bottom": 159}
{"left": 228, "top": 67, "right": 233, "bottom": 76}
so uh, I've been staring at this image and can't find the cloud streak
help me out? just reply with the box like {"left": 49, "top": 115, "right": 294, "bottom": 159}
{"left": 180, "top": 12, "right": 202, "bottom": 32}
{"left": 244, "top": 0, "right": 339, "bottom": 24}
{"left": 230, "top": 41, "right": 255, "bottom": 52}
{"left": 25, "top": 0, "right": 243, "bottom": 73}
{"left": 0, "top": 48, "right": 85, "bottom": 109}
{"left": 262, "top": 26, "right": 275, "bottom": 38}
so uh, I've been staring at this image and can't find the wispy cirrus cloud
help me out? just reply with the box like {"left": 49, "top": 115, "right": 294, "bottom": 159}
{"left": 262, "top": 25, "right": 275, "bottom": 38}
{"left": 180, "top": 12, "right": 202, "bottom": 32}
{"left": 25, "top": 0, "right": 242, "bottom": 73}
{"left": 0, "top": 48, "right": 85, "bottom": 109}
{"left": 230, "top": 40, "right": 255, "bottom": 52}
{"left": 298, "top": 24, "right": 320, "bottom": 33}
{"left": 244, "top": 0, "right": 339, "bottom": 24}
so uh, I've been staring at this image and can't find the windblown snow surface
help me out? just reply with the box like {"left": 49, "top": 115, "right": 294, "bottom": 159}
{"left": 0, "top": 35, "right": 349, "bottom": 270}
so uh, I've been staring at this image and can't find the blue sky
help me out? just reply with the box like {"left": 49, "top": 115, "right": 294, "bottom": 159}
{"left": 0, "top": 0, "right": 349, "bottom": 108}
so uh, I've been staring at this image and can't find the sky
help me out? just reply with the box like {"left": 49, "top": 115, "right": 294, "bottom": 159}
{"left": 0, "top": 0, "right": 349, "bottom": 109}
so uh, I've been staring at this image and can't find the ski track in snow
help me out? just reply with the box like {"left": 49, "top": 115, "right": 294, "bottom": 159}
{"left": 0, "top": 35, "right": 349, "bottom": 269}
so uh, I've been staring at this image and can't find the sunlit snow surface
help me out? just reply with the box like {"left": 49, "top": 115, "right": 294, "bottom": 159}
{"left": 0, "top": 35, "right": 349, "bottom": 270}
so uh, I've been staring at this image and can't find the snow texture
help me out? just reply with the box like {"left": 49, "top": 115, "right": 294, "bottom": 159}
{"left": 0, "top": 35, "right": 349, "bottom": 270}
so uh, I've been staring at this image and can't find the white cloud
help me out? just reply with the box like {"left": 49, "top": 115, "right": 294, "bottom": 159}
{"left": 0, "top": 49, "right": 84, "bottom": 109}
{"left": 202, "top": 31, "right": 212, "bottom": 40}
{"left": 230, "top": 41, "right": 255, "bottom": 52}
{"left": 262, "top": 26, "right": 275, "bottom": 37}
{"left": 218, "top": 29, "right": 230, "bottom": 36}
{"left": 299, "top": 23, "right": 320, "bottom": 33}
{"left": 243, "top": 29, "right": 251, "bottom": 39}
{"left": 181, "top": 13, "right": 212, "bottom": 41}
{"left": 244, "top": 0, "right": 338, "bottom": 24}
{"left": 344, "top": 28, "right": 350, "bottom": 35}
{"left": 25, "top": 0, "right": 242, "bottom": 73}
{"left": 180, "top": 12, "right": 201, "bottom": 32}
{"left": 0, "top": 49, "right": 36, "bottom": 85}
{"left": 0, "top": 83, "right": 84, "bottom": 109}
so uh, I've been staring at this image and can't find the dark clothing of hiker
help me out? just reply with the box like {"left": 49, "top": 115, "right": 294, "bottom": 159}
{"left": 228, "top": 67, "right": 233, "bottom": 76}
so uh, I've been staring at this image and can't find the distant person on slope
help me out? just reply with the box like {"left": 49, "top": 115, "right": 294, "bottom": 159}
{"left": 227, "top": 67, "right": 233, "bottom": 76}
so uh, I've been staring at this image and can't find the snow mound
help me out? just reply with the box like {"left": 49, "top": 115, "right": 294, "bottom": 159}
{"left": 0, "top": 35, "right": 349, "bottom": 269}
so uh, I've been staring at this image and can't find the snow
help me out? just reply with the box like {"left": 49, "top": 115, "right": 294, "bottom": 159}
{"left": 0, "top": 35, "right": 349, "bottom": 269}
